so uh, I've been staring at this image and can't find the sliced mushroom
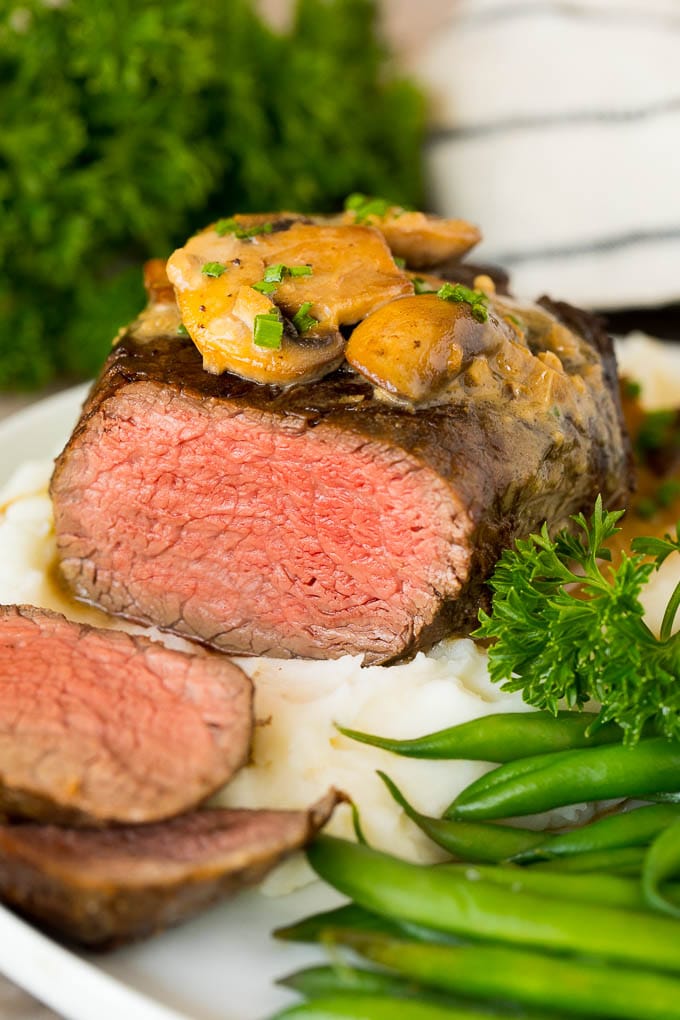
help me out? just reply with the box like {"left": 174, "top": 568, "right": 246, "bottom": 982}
{"left": 345, "top": 294, "right": 505, "bottom": 403}
{"left": 166, "top": 220, "right": 411, "bottom": 385}
{"left": 143, "top": 258, "right": 176, "bottom": 305}
{"left": 343, "top": 207, "right": 481, "bottom": 269}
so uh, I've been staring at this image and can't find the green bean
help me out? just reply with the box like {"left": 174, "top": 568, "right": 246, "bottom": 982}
{"left": 450, "top": 748, "right": 582, "bottom": 808}
{"left": 512, "top": 803, "right": 680, "bottom": 863}
{"left": 277, "top": 966, "right": 545, "bottom": 1016}
{"left": 643, "top": 817, "right": 680, "bottom": 918}
{"left": 446, "top": 738, "right": 680, "bottom": 821}
{"left": 378, "top": 771, "right": 545, "bottom": 862}
{"left": 271, "top": 994, "right": 541, "bottom": 1020}
{"left": 274, "top": 903, "right": 409, "bottom": 943}
{"left": 274, "top": 902, "right": 458, "bottom": 947}
{"left": 440, "top": 862, "right": 680, "bottom": 911}
{"left": 307, "top": 836, "right": 680, "bottom": 973}
{"left": 336, "top": 932, "right": 680, "bottom": 1020}
{"left": 335, "top": 711, "right": 621, "bottom": 761}
{"left": 278, "top": 965, "right": 423, "bottom": 1001}
{"left": 528, "top": 846, "right": 645, "bottom": 874}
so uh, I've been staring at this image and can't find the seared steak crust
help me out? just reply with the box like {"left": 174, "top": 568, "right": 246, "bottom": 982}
{"left": 0, "top": 793, "right": 339, "bottom": 947}
{"left": 0, "top": 605, "right": 252, "bottom": 825}
{"left": 51, "top": 304, "right": 632, "bottom": 663}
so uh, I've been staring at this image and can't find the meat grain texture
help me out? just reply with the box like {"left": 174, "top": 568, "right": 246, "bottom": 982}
{"left": 50, "top": 217, "right": 632, "bottom": 664}
{"left": 0, "top": 605, "right": 252, "bottom": 825}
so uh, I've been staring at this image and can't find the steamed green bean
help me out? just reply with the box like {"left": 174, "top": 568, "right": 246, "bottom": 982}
{"left": 513, "top": 803, "right": 680, "bottom": 863}
{"left": 378, "top": 771, "right": 544, "bottom": 862}
{"left": 336, "top": 711, "right": 622, "bottom": 762}
{"left": 307, "top": 836, "right": 680, "bottom": 973}
{"left": 447, "top": 739, "right": 680, "bottom": 821}
{"left": 643, "top": 817, "right": 680, "bottom": 918}
{"left": 337, "top": 932, "right": 680, "bottom": 1020}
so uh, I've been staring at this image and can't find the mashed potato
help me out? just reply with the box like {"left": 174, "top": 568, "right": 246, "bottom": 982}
{"left": 0, "top": 335, "right": 678, "bottom": 890}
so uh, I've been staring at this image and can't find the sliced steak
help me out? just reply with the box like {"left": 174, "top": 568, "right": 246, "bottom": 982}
{"left": 0, "top": 793, "right": 339, "bottom": 947}
{"left": 0, "top": 606, "right": 252, "bottom": 825}
{"left": 50, "top": 291, "right": 632, "bottom": 664}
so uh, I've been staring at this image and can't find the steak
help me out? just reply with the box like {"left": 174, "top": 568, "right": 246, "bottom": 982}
{"left": 0, "top": 792, "right": 339, "bottom": 947}
{"left": 0, "top": 605, "right": 252, "bottom": 825}
{"left": 50, "top": 287, "right": 632, "bottom": 665}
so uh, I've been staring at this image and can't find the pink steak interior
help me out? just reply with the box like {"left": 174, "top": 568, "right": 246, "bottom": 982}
{"left": 54, "top": 383, "right": 470, "bottom": 661}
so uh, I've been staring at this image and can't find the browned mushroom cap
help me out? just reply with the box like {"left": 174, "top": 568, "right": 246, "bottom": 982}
{"left": 143, "top": 258, "right": 176, "bottom": 305}
{"left": 258, "top": 223, "right": 413, "bottom": 331}
{"left": 345, "top": 293, "right": 505, "bottom": 403}
{"left": 166, "top": 220, "right": 412, "bottom": 385}
{"left": 343, "top": 208, "right": 481, "bottom": 269}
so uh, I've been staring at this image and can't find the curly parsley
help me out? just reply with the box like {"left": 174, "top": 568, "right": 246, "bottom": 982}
{"left": 474, "top": 498, "right": 680, "bottom": 744}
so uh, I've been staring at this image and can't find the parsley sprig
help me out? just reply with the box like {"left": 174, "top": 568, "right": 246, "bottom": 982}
{"left": 474, "top": 498, "right": 680, "bottom": 744}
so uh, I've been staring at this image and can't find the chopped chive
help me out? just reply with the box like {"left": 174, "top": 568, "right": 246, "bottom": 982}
{"left": 253, "top": 312, "right": 283, "bottom": 349}
{"left": 202, "top": 261, "right": 227, "bottom": 277}
{"left": 252, "top": 280, "right": 279, "bottom": 295}
{"left": 176, "top": 322, "right": 189, "bottom": 336}
{"left": 413, "top": 277, "right": 433, "bottom": 295}
{"left": 254, "top": 264, "right": 313, "bottom": 296}
{"left": 292, "top": 301, "right": 319, "bottom": 334}
{"left": 263, "top": 263, "right": 287, "bottom": 283}
{"left": 214, "top": 217, "right": 239, "bottom": 236}
{"left": 394, "top": 256, "right": 406, "bottom": 269}
{"left": 344, "top": 193, "right": 393, "bottom": 224}
{"left": 214, "top": 218, "right": 273, "bottom": 240}
{"left": 437, "top": 282, "right": 488, "bottom": 323}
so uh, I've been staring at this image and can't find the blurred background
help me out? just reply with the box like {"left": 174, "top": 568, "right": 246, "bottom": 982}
{"left": 3, "top": 0, "right": 680, "bottom": 408}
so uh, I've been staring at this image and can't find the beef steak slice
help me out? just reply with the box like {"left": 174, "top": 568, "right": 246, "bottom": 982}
{"left": 0, "top": 793, "right": 339, "bottom": 947}
{"left": 0, "top": 605, "right": 252, "bottom": 825}
{"left": 50, "top": 295, "right": 631, "bottom": 664}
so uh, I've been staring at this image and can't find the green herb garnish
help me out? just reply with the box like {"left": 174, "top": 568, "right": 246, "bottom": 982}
{"left": 263, "top": 264, "right": 287, "bottom": 283}
{"left": 292, "top": 302, "right": 319, "bottom": 334}
{"left": 622, "top": 379, "right": 642, "bottom": 400}
{"left": 253, "top": 263, "right": 313, "bottom": 296}
{"left": 474, "top": 497, "right": 680, "bottom": 744}
{"left": 253, "top": 312, "right": 283, "bottom": 349}
{"left": 437, "top": 282, "right": 488, "bottom": 323}
{"left": 264, "top": 263, "right": 312, "bottom": 283}
{"left": 394, "top": 256, "right": 406, "bottom": 269}
{"left": 413, "top": 277, "right": 433, "bottom": 295}
{"left": 202, "top": 261, "right": 227, "bottom": 278}
{"left": 215, "top": 218, "right": 273, "bottom": 240}
{"left": 252, "top": 280, "right": 279, "bottom": 295}
{"left": 176, "top": 322, "right": 189, "bottom": 336}
{"left": 344, "top": 193, "right": 394, "bottom": 224}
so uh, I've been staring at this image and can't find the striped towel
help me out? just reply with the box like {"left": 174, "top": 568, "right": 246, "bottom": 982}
{"left": 416, "top": 0, "right": 680, "bottom": 309}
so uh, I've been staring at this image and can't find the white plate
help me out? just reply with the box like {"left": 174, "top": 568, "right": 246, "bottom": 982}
{"left": 0, "top": 385, "right": 341, "bottom": 1020}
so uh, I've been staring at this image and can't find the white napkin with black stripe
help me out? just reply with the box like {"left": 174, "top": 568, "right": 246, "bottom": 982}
{"left": 416, "top": 0, "right": 680, "bottom": 309}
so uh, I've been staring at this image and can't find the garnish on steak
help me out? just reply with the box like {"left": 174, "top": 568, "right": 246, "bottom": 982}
{"left": 0, "top": 792, "right": 340, "bottom": 947}
{"left": 0, "top": 605, "right": 252, "bottom": 825}
{"left": 50, "top": 206, "right": 632, "bottom": 664}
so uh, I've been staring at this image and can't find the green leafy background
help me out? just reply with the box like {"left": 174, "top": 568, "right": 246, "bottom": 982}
{"left": 0, "top": 0, "right": 424, "bottom": 388}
